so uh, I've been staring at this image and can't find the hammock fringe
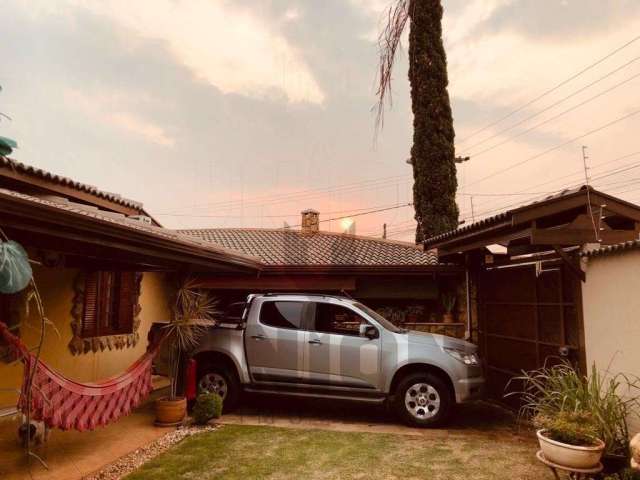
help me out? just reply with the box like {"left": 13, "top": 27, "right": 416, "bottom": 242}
{"left": 1, "top": 320, "right": 161, "bottom": 432}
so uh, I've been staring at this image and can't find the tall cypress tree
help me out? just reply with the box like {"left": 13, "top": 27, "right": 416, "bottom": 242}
{"left": 376, "top": 0, "right": 458, "bottom": 242}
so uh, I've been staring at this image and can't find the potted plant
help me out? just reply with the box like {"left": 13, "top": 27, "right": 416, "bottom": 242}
{"left": 535, "top": 411, "right": 605, "bottom": 469}
{"left": 405, "top": 305, "right": 422, "bottom": 324}
{"left": 440, "top": 292, "right": 456, "bottom": 323}
{"left": 155, "top": 279, "right": 218, "bottom": 426}
{"left": 508, "top": 360, "right": 640, "bottom": 472}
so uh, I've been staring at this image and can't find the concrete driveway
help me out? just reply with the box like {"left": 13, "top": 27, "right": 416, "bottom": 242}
{"left": 222, "top": 393, "right": 528, "bottom": 438}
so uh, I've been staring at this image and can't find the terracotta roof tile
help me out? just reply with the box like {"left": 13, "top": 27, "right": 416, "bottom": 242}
{"left": 0, "top": 156, "right": 143, "bottom": 210}
{"left": 179, "top": 228, "right": 439, "bottom": 266}
{"left": 580, "top": 240, "right": 640, "bottom": 258}
{"left": 0, "top": 188, "right": 262, "bottom": 267}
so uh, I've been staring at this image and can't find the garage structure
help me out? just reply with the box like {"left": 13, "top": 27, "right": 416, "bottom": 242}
{"left": 180, "top": 209, "right": 469, "bottom": 339}
{"left": 424, "top": 186, "right": 640, "bottom": 402}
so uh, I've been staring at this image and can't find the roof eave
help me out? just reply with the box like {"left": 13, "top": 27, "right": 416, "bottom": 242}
{"left": 0, "top": 191, "right": 263, "bottom": 272}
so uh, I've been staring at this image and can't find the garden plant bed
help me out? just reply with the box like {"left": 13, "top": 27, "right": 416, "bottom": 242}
{"left": 84, "top": 424, "right": 218, "bottom": 480}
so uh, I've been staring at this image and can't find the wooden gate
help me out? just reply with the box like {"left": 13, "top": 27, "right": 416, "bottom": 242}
{"left": 477, "top": 261, "right": 585, "bottom": 403}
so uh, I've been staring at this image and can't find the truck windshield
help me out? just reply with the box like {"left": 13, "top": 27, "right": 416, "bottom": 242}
{"left": 353, "top": 303, "right": 406, "bottom": 334}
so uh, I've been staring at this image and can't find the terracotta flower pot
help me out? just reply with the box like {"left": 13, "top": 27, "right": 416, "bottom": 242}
{"left": 443, "top": 313, "right": 454, "bottom": 324}
{"left": 537, "top": 429, "right": 605, "bottom": 470}
{"left": 155, "top": 397, "right": 187, "bottom": 426}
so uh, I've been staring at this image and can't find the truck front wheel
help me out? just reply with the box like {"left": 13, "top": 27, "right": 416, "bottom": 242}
{"left": 197, "top": 364, "right": 240, "bottom": 412}
{"left": 393, "top": 372, "right": 453, "bottom": 428}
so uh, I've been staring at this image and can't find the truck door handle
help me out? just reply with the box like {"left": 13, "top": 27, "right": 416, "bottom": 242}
{"left": 251, "top": 334, "right": 266, "bottom": 341}
{"left": 308, "top": 339, "right": 322, "bottom": 345}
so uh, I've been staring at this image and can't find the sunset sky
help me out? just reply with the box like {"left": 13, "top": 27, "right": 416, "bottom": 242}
{"left": 1, "top": 0, "right": 639, "bottom": 240}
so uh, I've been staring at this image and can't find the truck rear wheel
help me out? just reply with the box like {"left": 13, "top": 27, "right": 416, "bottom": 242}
{"left": 197, "top": 364, "right": 240, "bottom": 412}
{"left": 394, "top": 372, "right": 452, "bottom": 428}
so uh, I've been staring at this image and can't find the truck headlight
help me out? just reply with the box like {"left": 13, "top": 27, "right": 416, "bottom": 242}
{"left": 444, "top": 347, "right": 480, "bottom": 366}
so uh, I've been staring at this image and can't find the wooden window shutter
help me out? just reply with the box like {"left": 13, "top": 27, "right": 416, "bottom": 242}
{"left": 117, "top": 272, "right": 136, "bottom": 333}
{"left": 82, "top": 272, "right": 100, "bottom": 338}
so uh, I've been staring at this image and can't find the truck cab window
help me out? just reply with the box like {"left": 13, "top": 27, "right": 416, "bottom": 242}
{"left": 259, "top": 301, "right": 305, "bottom": 330}
{"left": 313, "top": 303, "right": 370, "bottom": 337}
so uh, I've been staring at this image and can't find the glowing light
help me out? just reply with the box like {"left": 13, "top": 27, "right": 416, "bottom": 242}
{"left": 340, "top": 218, "right": 354, "bottom": 232}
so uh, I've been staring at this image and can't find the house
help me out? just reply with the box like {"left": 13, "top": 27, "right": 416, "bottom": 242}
{"left": 0, "top": 157, "right": 262, "bottom": 411}
{"left": 580, "top": 241, "right": 640, "bottom": 434}
{"left": 180, "top": 209, "right": 469, "bottom": 338}
{"left": 423, "top": 185, "right": 640, "bottom": 407}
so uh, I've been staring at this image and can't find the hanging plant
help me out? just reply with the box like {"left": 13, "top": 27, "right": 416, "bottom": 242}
{"left": 0, "top": 240, "right": 32, "bottom": 294}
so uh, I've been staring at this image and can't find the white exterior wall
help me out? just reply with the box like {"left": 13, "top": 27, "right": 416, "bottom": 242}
{"left": 582, "top": 248, "right": 640, "bottom": 435}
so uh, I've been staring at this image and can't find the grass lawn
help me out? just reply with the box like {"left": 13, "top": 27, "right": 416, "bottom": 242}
{"left": 125, "top": 424, "right": 551, "bottom": 480}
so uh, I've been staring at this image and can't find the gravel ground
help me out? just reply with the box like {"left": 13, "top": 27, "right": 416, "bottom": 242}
{"left": 83, "top": 422, "right": 219, "bottom": 480}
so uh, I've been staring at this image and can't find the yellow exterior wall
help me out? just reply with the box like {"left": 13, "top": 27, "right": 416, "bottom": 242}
{"left": 582, "top": 249, "right": 640, "bottom": 435}
{"left": 0, "top": 266, "right": 172, "bottom": 408}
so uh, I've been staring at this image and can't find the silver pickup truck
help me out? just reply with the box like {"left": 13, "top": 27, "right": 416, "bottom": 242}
{"left": 191, "top": 293, "right": 484, "bottom": 427}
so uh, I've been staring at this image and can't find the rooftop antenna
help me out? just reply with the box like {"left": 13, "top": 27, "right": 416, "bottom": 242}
{"left": 581, "top": 145, "right": 601, "bottom": 243}
{"left": 383, "top": 223, "right": 387, "bottom": 239}
{"left": 470, "top": 196, "right": 476, "bottom": 223}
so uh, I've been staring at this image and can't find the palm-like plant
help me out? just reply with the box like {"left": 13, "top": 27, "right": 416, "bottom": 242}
{"left": 162, "top": 279, "right": 219, "bottom": 400}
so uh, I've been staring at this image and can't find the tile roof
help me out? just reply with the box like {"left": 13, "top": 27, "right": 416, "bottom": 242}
{"left": 0, "top": 156, "right": 143, "bottom": 211}
{"left": 178, "top": 228, "right": 440, "bottom": 267}
{"left": 580, "top": 240, "right": 640, "bottom": 258}
{"left": 424, "top": 184, "right": 640, "bottom": 249}
{"left": 424, "top": 186, "right": 589, "bottom": 247}
{"left": 0, "top": 188, "right": 262, "bottom": 269}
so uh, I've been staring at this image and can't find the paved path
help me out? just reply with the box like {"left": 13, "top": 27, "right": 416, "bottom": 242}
{"left": 0, "top": 392, "right": 170, "bottom": 480}
{"left": 221, "top": 394, "right": 520, "bottom": 438}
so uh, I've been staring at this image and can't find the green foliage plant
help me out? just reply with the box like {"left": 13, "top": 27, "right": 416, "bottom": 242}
{"left": 193, "top": 392, "right": 223, "bottom": 425}
{"left": 507, "top": 360, "right": 640, "bottom": 456}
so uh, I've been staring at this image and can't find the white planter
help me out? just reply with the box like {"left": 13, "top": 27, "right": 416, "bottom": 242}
{"left": 537, "top": 429, "right": 605, "bottom": 470}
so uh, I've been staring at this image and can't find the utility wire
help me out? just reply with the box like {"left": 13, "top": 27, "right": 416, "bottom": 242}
{"left": 456, "top": 34, "right": 640, "bottom": 145}
{"left": 155, "top": 202, "right": 407, "bottom": 218}
{"left": 464, "top": 151, "right": 640, "bottom": 214}
{"left": 162, "top": 174, "right": 412, "bottom": 213}
{"left": 461, "top": 56, "right": 640, "bottom": 154}
{"left": 466, "top": 71, "right": 640, "bottom": 159}
{"left": 466, "top": 108, "right": 640, "bottom": 188}
{"left": 286, "top": 203, "right": 414, "bottom": 228}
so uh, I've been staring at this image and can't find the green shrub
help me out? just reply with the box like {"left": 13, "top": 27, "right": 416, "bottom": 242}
{"left": 602, "top": 468, "right": 640, "bottom": 480}
{"left": 535, "top": 411, "right": 600, "bottom": 446}
{"left": 193, "top": 393, "right": 223, "bottom": 425}
{"left": 507, "top": 360, "right": 640, "bottom": 456}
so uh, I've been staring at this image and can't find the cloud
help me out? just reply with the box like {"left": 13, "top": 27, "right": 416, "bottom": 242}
{"left": 107, "top": 112, "right": 175, "bottom": 147}
{"left": 65, "top": 89, "right": 175, "bottom": 147}
{"left": 69, "top": 0, "right": 325, "bottom": 105}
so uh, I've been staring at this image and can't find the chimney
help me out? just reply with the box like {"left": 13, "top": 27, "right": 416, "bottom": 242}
{"left": 301, "top": 209, "right": 319, "bottom": 233}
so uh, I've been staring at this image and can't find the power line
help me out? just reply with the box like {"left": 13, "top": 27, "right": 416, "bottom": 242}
{"left": 287, "top": 202, "right": 414, "bottom": 228}
{"left": 466, "top": 108, "right": 640, "bottom": 188}
{"left": 461, "top": 56, "right": 640, "bottom": 154}
{"left": 466, "top": 71, "right": 640, "bottom": 159}
{"left": 463, "top": 151, "right": 640, "bottom": 215}
{"left": 154, "top": 202, "right": 407, "bottom": 219}
{"left": 161, "top": 173, "right": 412, "bottom": 214}
{"left": 456, "top": 34, "right": 640, "bottom": 145}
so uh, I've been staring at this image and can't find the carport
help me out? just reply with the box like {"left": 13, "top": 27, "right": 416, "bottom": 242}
{"left": 424, "top": 186, "right": 640, "bottom": 402}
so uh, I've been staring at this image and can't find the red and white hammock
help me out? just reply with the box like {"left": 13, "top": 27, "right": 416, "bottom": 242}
{"left": 0, "top": 321, "right": 160, "bottom": 432}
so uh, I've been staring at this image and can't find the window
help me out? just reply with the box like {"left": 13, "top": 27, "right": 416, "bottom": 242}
{"left": 81, "top": 271, "right": 136, "bottom": 337}
{"left": 313, "top": 303, "right": 370, "bottom": 337}
{"left": 260, "top": 301, "right": 305, "bottom": 330}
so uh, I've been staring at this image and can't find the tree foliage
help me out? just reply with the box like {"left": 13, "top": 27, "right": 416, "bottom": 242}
{"left": 377, "top": 0, "right": 459, "bottom": 242}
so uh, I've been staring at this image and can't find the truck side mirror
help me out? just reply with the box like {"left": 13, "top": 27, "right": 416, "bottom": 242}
{"left": 364, "top": 325, "right": 379, "bottom": 340}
